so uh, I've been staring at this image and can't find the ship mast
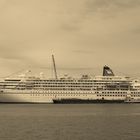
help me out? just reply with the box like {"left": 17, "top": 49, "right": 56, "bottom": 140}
{"left": 52, "top": 54, "right": 58, "bottom": 79}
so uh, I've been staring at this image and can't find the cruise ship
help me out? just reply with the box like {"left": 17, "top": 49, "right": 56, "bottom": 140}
{"left": 0, "top": 55, "right": 140, "bottom": 103}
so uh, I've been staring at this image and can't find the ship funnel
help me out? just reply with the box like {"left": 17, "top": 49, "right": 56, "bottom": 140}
{"left": 103, "top": 65, "right": 114, "bottom": 76}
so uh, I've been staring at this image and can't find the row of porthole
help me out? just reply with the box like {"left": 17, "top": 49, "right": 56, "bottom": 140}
{"left": 30, "top": 92, "right": 94, "bottom": 95}
{"left": 95, "top": 91, "right": 128, "bottom": 94}
{"left": 30, "top": 94, "right": 88, "bottom": 96}
{"left": 131, "top": 95, "right": 140, "bottom": 97}
{"left": 97, "top": 94, "right": 140, "bottom": 97}
{"left": 97, "top": 95, "right": 126, "bottom": 97}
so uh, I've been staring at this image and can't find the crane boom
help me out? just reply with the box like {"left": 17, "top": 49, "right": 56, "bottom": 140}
{"left": 52, "top": 55, "right": 58, "bottom": 79}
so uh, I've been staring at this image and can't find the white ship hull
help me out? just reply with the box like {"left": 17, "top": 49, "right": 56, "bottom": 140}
{"left": 0, "top": 89, "right": 130, "bottom": 103}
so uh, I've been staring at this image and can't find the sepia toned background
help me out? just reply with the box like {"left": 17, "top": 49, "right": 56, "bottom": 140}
{"left": 0, "top": 0, "right": 140, "bottom": 78}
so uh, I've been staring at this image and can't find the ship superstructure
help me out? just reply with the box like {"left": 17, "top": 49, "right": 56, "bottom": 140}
{"left": 0, "top": 56, "right": 140, "bottom": 103}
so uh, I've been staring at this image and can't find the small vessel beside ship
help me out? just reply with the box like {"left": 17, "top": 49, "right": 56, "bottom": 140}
{"left": 0, "top": 55, "right": 140, "bottom": 103}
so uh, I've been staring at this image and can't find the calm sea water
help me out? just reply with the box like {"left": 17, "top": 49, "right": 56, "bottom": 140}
{"left": 0, "top": 104, "right": 140, "bottom": 140}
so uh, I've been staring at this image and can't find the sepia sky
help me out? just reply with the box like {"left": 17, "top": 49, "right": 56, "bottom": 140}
{"left": 0, "top": 0, "right": 140, "bottom": 77}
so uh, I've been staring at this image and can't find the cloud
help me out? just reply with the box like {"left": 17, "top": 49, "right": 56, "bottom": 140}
{"left": 0, "top": 0, "right": 140, "bottom": 77}
{"left": 86, "top": 0, "right": 140, "bottom": 14}
{"left": 73, "top": 50, "right": 95, "bottom": 54}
